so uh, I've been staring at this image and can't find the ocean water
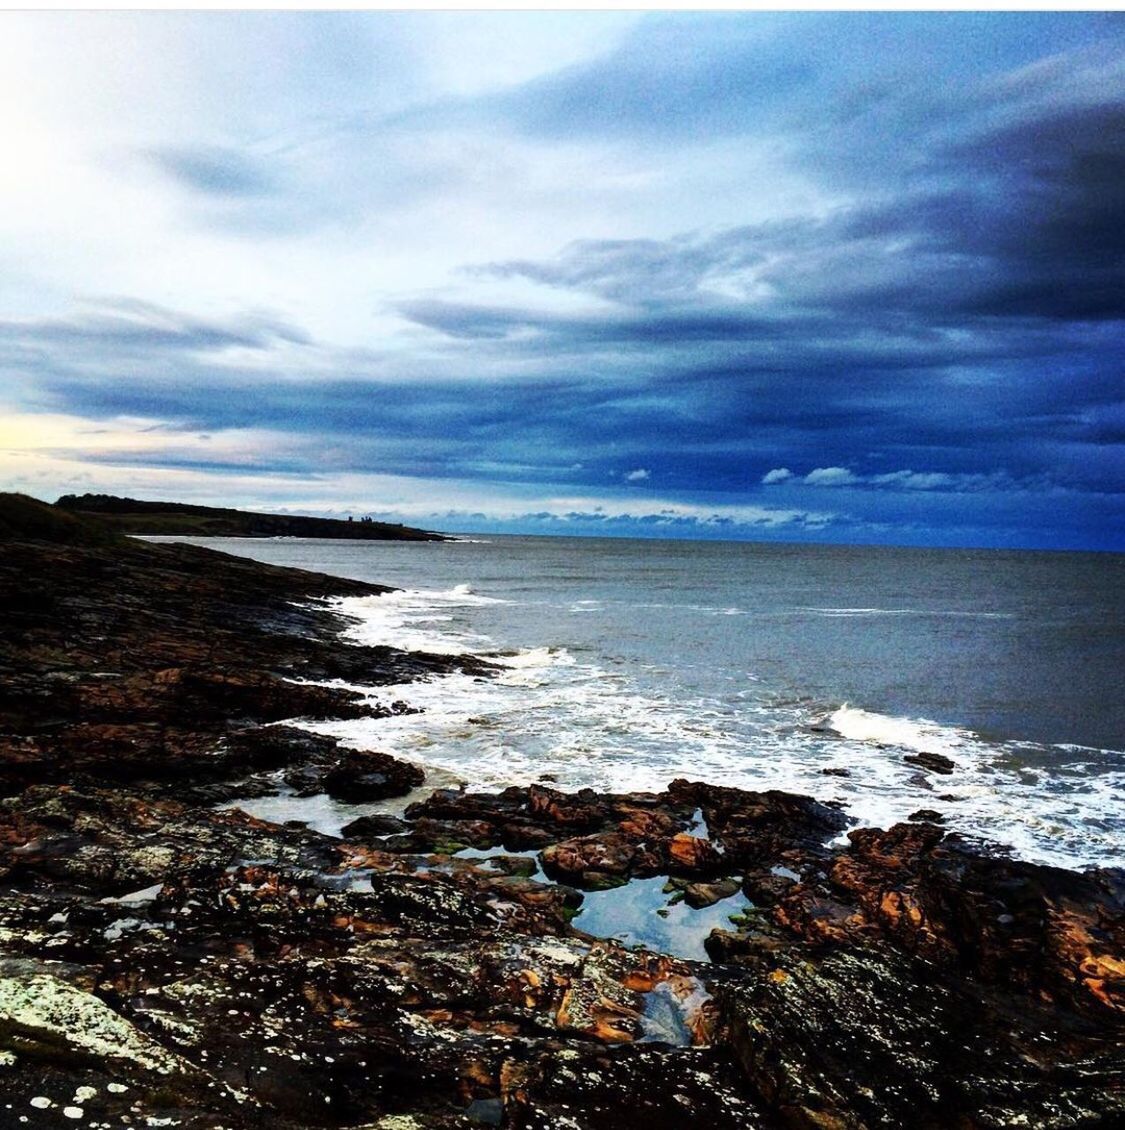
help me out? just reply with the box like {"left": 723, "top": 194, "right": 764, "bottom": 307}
{"left": 154, "top": 535, "right": 1125, "bottom": 870}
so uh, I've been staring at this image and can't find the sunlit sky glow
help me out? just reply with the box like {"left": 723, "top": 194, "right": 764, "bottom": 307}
{"left": 2, "top": 11, "right": 1123, "bottom": 548}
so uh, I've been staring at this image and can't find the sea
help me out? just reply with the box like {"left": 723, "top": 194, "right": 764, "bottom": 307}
{"left": 152, "top": 535, "right": 1125, "bottom": 872}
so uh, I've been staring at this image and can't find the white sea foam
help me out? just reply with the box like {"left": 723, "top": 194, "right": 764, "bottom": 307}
{"left": 275, "top": 583, "right": 1125, "bottom": 870}
{"left": 330, "top": 585, "right": 506, "bottom": 654}
{"left": 827, "top": 705, "right": 967, "bottom": 757}
{"left": 492, "top": 646, "right": 574, "bottom": 670}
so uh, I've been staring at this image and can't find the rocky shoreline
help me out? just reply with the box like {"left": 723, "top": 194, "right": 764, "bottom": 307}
{"left": 0, "top": 495, "right": 1121, "bottom": 1128}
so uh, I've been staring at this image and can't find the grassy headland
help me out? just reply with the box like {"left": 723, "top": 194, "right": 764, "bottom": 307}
{"left": 53, "top": 492, "right": 448, "bottom": 541}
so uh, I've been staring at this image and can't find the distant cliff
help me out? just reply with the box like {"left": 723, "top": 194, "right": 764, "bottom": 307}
{"left": 54, "top": 493, "right": 449, "bottom": 541}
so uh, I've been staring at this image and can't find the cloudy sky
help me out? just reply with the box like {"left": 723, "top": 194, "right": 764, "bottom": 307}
{"left": 2, "top": 11, "right": 1123, "bottom": 548}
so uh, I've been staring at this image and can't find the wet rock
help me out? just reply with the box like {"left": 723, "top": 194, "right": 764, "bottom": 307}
{"left": 668, "top": 832, "right": 723, "bottom": 874}
{"left": 667, "top": 779, "right": 850, "bottom": 868}
{"left": 342, "top": 814, "right": 412, "bottom": 839}
{"left": 909, "top": 808, "right": 945, "bottom": 823}
{"left": 904, "top": 751, "right": 956, "bottom": 774}
{"left": 683, "top": 879, "right": 742, "bottom": 910}
{"left": 719, "top": 943, "right": 1125, "bottom": 1129}
{"left": 0, "top": 783, "right": 340, "bottom": 897}
{"left": 541, "top": 834, "right": 653, "bottom": 885}
{"left": 504, "top": 1044, "right": 772, "bottom": 1129}
{"left": 0, "top": 967, "right": 190, "bottom": 1076}
{"left": 323, "top": 750, "right": 425, "bottom": 803}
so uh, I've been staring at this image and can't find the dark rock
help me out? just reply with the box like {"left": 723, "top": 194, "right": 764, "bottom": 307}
{"left": 719, "top": 943, "right": 1124, "bottom": 1129}
{"left": 904, "top": 751, "right": 957, "bottom": 774}
{"left": 322, "top": 749, "right": 425, "bottom": 802}
{"left": 909, "top": 808, "right": 946, "bottom": 823}
{"left": 505, "top": 1044, "right": 774, "bottom": 1129}
{"left": 341, "top": 813, "right": 411, "bottom": 838}
{"left": 683, "top": 878, "right": 741, "bottom": 909}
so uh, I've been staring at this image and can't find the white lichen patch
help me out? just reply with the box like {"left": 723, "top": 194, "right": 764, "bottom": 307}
{"left": 521, "top": 938, "right": 586, "bottom": 968}
{"left": 0, "top": 973, "right": 188, "bottom": 1075}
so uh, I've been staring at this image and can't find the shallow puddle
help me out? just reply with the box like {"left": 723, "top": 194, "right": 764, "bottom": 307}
{"left": 217, "top": 781, "right": 427, "bottom": 837}
{"left": 572, "top": 875, "right": 751, "bottom": 962}
{"left": 447, "top": 849, "right": 750, "bottom": 963}
{"left": 452, "top": 846, "right": 544, "bottom": 878}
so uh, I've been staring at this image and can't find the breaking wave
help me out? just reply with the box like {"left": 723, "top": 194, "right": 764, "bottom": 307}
{"left": 827, "top": 705, "right": 969, "bottom": 757}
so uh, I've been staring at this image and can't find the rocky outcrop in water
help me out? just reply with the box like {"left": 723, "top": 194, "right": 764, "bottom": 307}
{"left": 0, "top": 494, "right": 1121, "bottom": 1128}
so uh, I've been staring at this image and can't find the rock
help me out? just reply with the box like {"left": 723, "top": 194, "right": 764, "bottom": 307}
{"left": 683, "top": 878, "right": 741, "bottom": 909}
{"left": 1, "top": 502, "right": 1122, "bottom": 1129}
{"left": 505, "top": 1044, "right": 771, "bottom": 1129}
{"left": 904, "top": 751, "right": 956, "bottom": 774}
{"left": 342, "top": 814, "right": 412, "bottom": 838}
{"left": 668, "top": 833, "right": 722, "bottom": 874}
{"left": 0, "top": 969, "right": 189, "bottom": 1076}
{"left": 909, "top": 808, "right": 945, "bottom": 823}
{"left": 719, "top": 943, "right": 1125, "bottom": 1129}
{"left": 323, "top": 750, "right": 425, "bottom": 802}
{"left": 541, "top": 834, "right": 647, "bottom": 885}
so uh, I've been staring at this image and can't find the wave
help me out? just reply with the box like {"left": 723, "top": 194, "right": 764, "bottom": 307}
{"left": 490, "top": 646, "right": 574, "bottom": 670}
{"left": 827, "top": 704, "right": 967, "bottom": 757}
{"left": 300, "top": 663, "right": 1123, "bottom": 869}
{"left": 307, "top": 583, "right": 1122, "bottom": 871}
{"left": 797, "top": 606, "right": 1013, "bottom": 619}
{"left": 330, "top": 584, "right": 507, "bottom": 654}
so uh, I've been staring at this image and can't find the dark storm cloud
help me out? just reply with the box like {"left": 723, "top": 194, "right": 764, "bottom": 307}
{"left": 433, "top": 50, "right": 1124, "bottom": 521}
{"left": 394, "top": 297, "right": 799, "bottom": 346}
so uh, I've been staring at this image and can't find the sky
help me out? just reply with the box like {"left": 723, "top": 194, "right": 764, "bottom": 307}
{"left": 1, "top": 11, "right": 1123, "bottom": 549}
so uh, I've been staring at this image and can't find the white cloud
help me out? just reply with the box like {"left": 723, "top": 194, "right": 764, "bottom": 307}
{"left": 762, "top": 467, "right": 792, "bottom": 484}
{"left": 804, "top": 466, "right": 859, "bottom": 487}
{"left": 624, "top": 468, "right": 650, "bottom": 481}
{"left": 871, "top": 470, "right": 954, "bottom": 490}
{"left": 790, "top": 467, "right": 1032, "bottom": 493}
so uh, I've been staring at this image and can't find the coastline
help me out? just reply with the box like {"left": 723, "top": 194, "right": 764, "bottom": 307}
{"left": 0, "top": 501, "right": 1122, "bottom": 1128}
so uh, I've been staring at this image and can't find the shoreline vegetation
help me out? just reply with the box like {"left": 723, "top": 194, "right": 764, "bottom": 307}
{"left": 54, "top": 493, "right": 450, "bottom": 542}
{"left": 0, "top": 491, "right": 1121, "bottom": 1128}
